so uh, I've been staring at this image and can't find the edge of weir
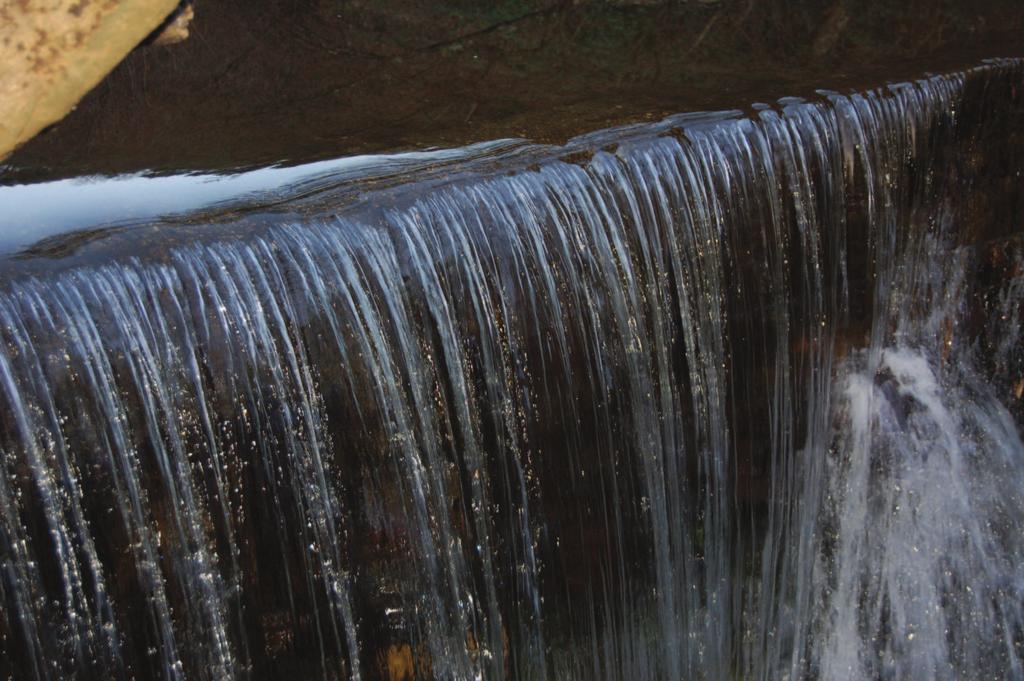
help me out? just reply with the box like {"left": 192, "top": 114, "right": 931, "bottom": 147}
{"left": 0, "top": 56, "right": 1020, "bottom": 290}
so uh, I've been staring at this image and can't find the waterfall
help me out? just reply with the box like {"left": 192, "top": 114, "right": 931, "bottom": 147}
{"left": 1, "top": 59, "right": 1022, "bottom": 680}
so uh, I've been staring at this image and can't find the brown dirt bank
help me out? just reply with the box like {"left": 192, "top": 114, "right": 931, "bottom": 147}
{"left": 3, "top": 0, "right": 1023, "bottom": 181}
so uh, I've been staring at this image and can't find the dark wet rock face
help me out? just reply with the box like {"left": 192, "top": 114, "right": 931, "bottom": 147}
{"left": 1, "top": 58, "right": 1023, "bottom": 680}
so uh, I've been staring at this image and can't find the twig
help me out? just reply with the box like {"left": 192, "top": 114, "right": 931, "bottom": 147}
{"left": 417, "top": 6, "right": 567, "bottom": 52}
{"left": 683, "top": 10, "right": 722, "bottom": 58}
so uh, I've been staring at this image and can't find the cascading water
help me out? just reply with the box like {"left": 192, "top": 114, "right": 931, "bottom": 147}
{"left": 809, "top": 235, "right": 1024, "bottom": 681}
{"left": 0, "top": 59, "right": 1022, "bottom": 680}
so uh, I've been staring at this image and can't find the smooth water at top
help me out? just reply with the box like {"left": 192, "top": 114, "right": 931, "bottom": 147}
{"left": 0, "top": 60, "right": 1022, "bottom": 680}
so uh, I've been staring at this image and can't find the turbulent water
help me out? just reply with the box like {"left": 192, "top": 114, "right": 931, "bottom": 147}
{"left": 1, "top": 60, "right": 1023, "bottom": 680}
